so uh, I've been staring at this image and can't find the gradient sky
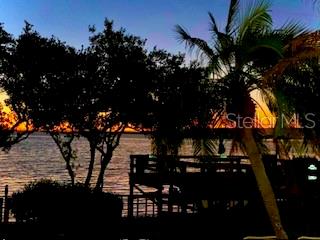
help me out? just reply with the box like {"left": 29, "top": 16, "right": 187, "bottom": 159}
{"left": 0, "top": 0, "right": 319, "bottom": 55}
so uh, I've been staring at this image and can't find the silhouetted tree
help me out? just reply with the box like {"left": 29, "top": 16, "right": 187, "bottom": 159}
{"left": 0, "top": 22, "right": 81, "bottom": 185}
{"left": 175, "top": 0, "right": 309, "bottom": 238}
{"left": 0, "top": 19, "right": 216, "bottom": 193}
{"left": 145, "top": 49, "right": 213, "bottom": 156}
{"left": 73, "top": 20, "right": 208, "bottom": 189}
{"left": 0, "top": 23, "right": 31, "bottom": 150}
{"left": 75, "top": 19, "right": 152, "bottom": 190}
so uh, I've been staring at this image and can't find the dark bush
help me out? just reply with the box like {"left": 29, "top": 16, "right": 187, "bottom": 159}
{"left": 10, "top": 179, "right": 123, "bottom": 239}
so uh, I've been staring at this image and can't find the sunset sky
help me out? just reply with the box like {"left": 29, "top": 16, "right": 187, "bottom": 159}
{"left": 0, "top": 0, "right": 318, "bottom": 54}
{"left": 0, "top": 0, "right": 318, "bottom": 130}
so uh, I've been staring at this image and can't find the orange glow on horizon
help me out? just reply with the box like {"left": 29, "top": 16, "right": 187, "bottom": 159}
{"left": 0, "top": 90, "right": 300, "bottom": 133}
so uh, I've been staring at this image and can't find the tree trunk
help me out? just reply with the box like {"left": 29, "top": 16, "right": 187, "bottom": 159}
{"left": 242, "top": 128, "right": 288, "bottom": 240}
{"left": 50, "top": 133, "right": 75, "bottom": 186}
{"left": 95, "top": 151, "right": 113, "bottom": 191}
{"left": 85, "top": 140, "right": 96, "bottom": 187}
{"left": 66, "top": 161, "right": 75, "bottom": 186}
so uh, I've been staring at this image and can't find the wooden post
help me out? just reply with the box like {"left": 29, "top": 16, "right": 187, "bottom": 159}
{"left": 168, "top": 184, "right": 173, "bottom": 213}
{"left": 152, "top": 198, "right": 155, "bottom": 217}
{"left": 157, "top": 185, "right": 163, "bottom": 215}
{"left": 145, "top": 197, "right": 148, "bottom": 217}
{"left": 0, "top": 198, "right": 3, "bottom": 223}
{"left": 136, "top": 198, "right": 139, "bottom": 216}
{"left": 128, "top": 156, "right": 134, "bottom": 218}
{"left": 4, "top": 185, "right": 9, "bottom": 223}
{"left": 156, "top": 155, "right": 163, "bottom": 215}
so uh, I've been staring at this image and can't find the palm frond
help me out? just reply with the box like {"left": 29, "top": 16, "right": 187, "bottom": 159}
{"left": 287, "top": 30, "right": 320, "bottom": 55}
{"left": 259, "top": 88, "right": 278, "bottom": 114}
{"left": 274, "top": 139, "right": 291, "bottom": 159}
{"left": 254, "top": 128, "right": 270, "bottom": 155}
{"left": 263, "top": 31, "right": 320, "bottom": 85}
{"left": 251, "top": 97, "right": 270, "bottom": 119}
{"left": 226, "top": 0, "right": 240, "bottom": 35}
{"left": 175, "top": 25, "right": 215, "bottom": 60}
{"left": 208, "top": 11, "right": 235, "bottom": 69}
{"left": 264, "top": 49, "right": 320, "bottom": 83}
{"left": 193, "top": 138, "right": 217, "bottom": 156}
{"left": 246, "top": 35, "right": 284, "bottom": 59}
{"left": 276, "top": 20, "right": 309, "bottom": 40}
{"left": 238, "top": 0, "right": 272, "bottom": 42}
{"left": 229, "top": 138, "right": 244, "bottom": 155}
{"left": 207, "top": 57, "right": 227, "bottom": 78}
{"left": 291, "top": 139, "right": 309, "bottom": 158}
{"left": 208, "top": 12, "right": 220, "bottom": 37}
{"left": 211, "top": 109, "right": 227, "bottom": 128}
{"left": 273, "top": 90, "right": 296, "bottom": 138}
{"left": 208, "top": 12, "right": 233, "bottom": 44}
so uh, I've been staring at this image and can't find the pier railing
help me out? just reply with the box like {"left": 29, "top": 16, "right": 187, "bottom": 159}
{"left": 119, "top": 194, "right": 198, "bottom": 218}
{"left": 1, "top": 155, "right": 320, "bottom": 222}
{"left": 128, "top": 154, "right": 320, "bottom": 218}
{"left": 0, "top": 185, "right": 13, "bottom": 223}
{"left": 128, "top": 154, "right": 255, "bottom": 218}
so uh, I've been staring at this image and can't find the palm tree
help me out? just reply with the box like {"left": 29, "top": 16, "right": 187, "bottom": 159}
{"left": 175, "top": 0, "right": 309, "bottom": 238}
{"left": 273, "top": 56, "right": 320, "bottom": 154}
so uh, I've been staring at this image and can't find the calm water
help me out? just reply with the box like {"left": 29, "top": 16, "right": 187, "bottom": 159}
{"left": 0, "top": 133, "right": 156, "bottom": 195}
{"left": 0, "top": 133, "right": 199, "bottom": 195}
{"left": 0, "top": 132, "right": 310, "bottom": 196}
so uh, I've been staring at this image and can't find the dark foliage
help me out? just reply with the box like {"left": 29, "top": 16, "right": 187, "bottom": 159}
{"left": 144, "top": 49, "right": 215, "bottom": 155}
{"left": 0, "top": 23, "right": 31, "bottom": 150}
{"left": 10, "top": 179, "right": 122, "bottom": 239}
{"left": 1, "top": 22, "right": 80, "bottom": 129}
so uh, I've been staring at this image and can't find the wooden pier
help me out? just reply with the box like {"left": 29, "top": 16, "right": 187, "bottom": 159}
{"left": 0, "top": 155, "right": 319, "bottom": 239}
{"left": 128, "top": 155, "right": 254, "bottom": 217}
{"left": 128, "top": 154, "right": 320, "bottom": 218}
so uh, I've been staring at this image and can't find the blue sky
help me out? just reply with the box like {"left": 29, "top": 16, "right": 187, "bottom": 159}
{"left": 0, "top": 0, "right": 319, "bottom": 54}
